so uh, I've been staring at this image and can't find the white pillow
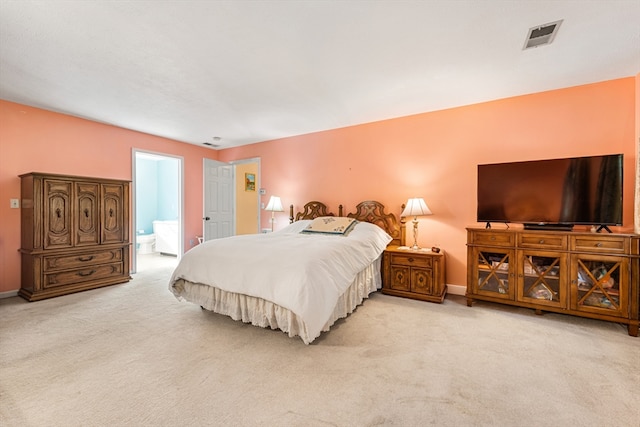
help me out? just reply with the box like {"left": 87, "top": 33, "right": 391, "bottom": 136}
{"left": 347, "top": 221, "right": 393, "bottom": 251}
{"left": 275, "top": 220, "right": 311, "bottom": 234}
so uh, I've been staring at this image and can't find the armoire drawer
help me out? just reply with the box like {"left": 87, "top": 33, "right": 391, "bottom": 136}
{"left": 43, "top": 248, "right": 123, "bottom": 271}
{"left": 43, "top": 262, "right": 124, "bottom": 288}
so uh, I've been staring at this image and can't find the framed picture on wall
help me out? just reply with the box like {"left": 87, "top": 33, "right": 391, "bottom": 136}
{"left": 245, "top": 173, "right": 256, "bottom": 192}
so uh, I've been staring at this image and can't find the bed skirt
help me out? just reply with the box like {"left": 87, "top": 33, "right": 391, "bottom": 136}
{"left": 171, "top": 258, "right": 382, "bottom": 344}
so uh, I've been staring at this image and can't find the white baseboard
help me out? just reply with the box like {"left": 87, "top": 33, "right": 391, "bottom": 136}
{"left": 446, "top": 284, "right": 466, "bottom": 296}
{"left": 0, "top": 290, "right": 19, "bottom": 299}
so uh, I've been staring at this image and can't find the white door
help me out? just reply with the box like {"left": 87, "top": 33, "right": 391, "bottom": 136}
{"left": 203, "top": 159, "right": 234, "bottom": 241}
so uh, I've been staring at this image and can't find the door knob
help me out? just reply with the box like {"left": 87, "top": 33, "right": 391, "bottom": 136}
{"left": 203, "top": 217, "right": 210, "bottom": 221}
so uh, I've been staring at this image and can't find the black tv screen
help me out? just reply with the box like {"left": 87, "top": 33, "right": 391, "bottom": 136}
{"left": 477, "top": 154, "right": 623, "bottom": 228}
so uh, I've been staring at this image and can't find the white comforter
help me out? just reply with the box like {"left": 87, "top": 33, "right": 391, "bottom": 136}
{"left": 169, "top": 220, "right": 391, "bottom": 341}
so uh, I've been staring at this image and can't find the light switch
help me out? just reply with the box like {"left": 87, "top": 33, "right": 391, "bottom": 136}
{"left": 10, "top": 199, "right": 19, "bottom": 208}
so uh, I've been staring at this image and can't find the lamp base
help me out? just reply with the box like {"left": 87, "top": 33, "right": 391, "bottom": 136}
{"left": 410, "top": 217, "right": 420, "bottom": 250}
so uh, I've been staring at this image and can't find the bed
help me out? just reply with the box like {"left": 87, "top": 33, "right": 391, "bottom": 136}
{"left": 169, "top": 201, "right": 404, "bottom": 344}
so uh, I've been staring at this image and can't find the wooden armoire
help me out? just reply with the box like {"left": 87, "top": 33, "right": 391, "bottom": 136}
{"left": 19, "top": 172, "right": 131, "bottom": 301}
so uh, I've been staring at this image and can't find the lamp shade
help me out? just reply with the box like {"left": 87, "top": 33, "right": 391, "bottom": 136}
{"left": 401, "top": 198, "right": 432, "bottom": 217}
{"left": 265, "top": 196, "right": 284, "bottom": 212}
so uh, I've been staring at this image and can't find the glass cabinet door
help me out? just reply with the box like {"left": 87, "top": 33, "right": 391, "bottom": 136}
{"left": 517, "top": 251, "right": 566, "bottom": 308}
{"left": 472, "top": 248, "right": 514, "bottom": 300}
{"left": 571, "top": 255, "right": 628, "bottom": 318}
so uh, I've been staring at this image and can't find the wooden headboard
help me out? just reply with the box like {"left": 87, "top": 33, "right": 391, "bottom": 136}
{"left": 290, "top": 200, "right": 404, "bottom": 246}
{"left": 289, "top": 201, "right": 341, "bottom": 223}
{"left": 346, "top": 201, "right": 405, "bottom": 246}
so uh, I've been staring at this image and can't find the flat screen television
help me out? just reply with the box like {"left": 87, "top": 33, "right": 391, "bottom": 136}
{"left": 477, "top": 154, "right": 623, "bottom": 231}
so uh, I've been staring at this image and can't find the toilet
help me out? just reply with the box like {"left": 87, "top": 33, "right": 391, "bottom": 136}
{"left": 137, "top": 234, "right": 156, "bottom": 254}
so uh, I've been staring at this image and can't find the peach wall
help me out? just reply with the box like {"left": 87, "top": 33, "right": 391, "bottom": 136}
{"left": 219, "top": 78, "right": 637, "bottom": 287}
{"left": 636, "top": 73, "right": 640, "bottom": 234}
{"left": 0, "top": 100, "right": 217, "bottom": 293}
{"left": 1, "top": 77, "right": 636, "bottom": 294}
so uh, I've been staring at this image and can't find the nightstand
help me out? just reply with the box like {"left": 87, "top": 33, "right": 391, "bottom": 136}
{"left": 382, "top": 245, "right": 446, "bottom": 303}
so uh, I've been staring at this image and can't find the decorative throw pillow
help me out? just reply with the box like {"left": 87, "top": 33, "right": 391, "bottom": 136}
{"left": 301, "top": 216, "right": 358, "bottom": 236}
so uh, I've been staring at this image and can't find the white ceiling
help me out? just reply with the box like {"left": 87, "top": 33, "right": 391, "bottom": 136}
{"left": 1, "top": 1, "right": 639, "bottom": 150}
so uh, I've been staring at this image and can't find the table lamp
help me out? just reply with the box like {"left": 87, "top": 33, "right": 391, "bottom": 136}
{"left": 401, "top": 197, "right": 433, "bottom": 249}
{"left": 265, "top": 196, "right": 284, "bottom": 232}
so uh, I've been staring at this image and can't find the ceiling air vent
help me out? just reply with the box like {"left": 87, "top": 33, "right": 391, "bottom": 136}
{"left": 203, "top": 136, "right": 222, "bottom": 149}
{"left": 523, "top": 20, "right": 563, "bottom": 50}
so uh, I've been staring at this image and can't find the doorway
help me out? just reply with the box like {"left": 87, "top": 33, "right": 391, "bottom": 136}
{"left": 230, "top": 158, "right": 261, "bottom": 235}
{"left": 132, "top": 150, "right": 184, "bottom": 273}
{"left": 202, "top": 157, "right": 260, "bottom": 242}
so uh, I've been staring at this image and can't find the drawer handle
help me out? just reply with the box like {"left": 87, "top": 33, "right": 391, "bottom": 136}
{"left": 595, "top": 243, "right": 602, "bottom": 247}
{"left": 78, "top": 256, "right": 94, "bottom": 262}
{"left": 77, "top": 270, "right": 96, "bottom": 277}
{"left": 408, "top": 257, "right": 414, "bottom": 262}
{"left": 539, "top": 240, "right": 545, "bottom": 244}
{"left": 490, "top": 237, "right": 496, "bottom": 240}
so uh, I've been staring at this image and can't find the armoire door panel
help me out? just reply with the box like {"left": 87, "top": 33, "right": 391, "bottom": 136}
{"left": 75, "top": 182, "right": 99, "bottom": 246}
{"left": 101, "top": 184, "right": 125, "bottom": 243}
{"left": 44, "top": 180, "right": 72, "bottom": 249}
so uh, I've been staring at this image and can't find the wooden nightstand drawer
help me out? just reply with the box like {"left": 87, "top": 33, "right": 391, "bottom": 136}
{"left": 518, "top": 233, "right": 567, "bottom": 250}
{"left": 571, "top": 236, "right": 628, "bottom": 254}
{"left": 389, "top": 253, "right": 432, "bottom": 268}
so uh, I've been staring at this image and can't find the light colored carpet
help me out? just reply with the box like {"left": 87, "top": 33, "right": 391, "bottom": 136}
{"left": 1, "top": 258, "right": 638, "bottom": 427}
